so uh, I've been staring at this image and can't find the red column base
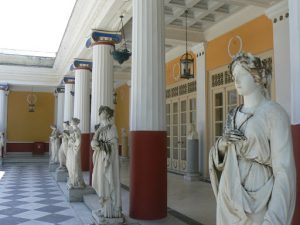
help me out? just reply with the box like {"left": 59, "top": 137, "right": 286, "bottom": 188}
{"left": 292, "top": 124, "right": 300, "bottom": 225}
{"left": 81, "top": 133, "right": 90, "bottom": 171}
{"left": 129, "top": 131, "right": 167, "bottom": 220}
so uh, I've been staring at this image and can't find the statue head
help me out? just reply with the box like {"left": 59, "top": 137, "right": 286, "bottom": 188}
{"left": 70, "top": 117, "right": 80, "bottom": 126}
{"left": 63, "top": 121, "right": 69, "bottom": 129}
{"left": 229, "top": 52, "right": 271, "bottom": 97}
{"left": 98, "top": 106, "right": 114, "bottom": 120}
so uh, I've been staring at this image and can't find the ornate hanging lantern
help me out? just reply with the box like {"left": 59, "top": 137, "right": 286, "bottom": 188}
{"left": 180, "top": 10, "right": 194, "bottom": 79}
{"left": 111, "top": 15, "right": 131, "bottom": 64}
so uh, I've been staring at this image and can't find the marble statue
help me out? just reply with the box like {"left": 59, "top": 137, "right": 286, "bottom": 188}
{"left": 58, "top": 121, "right": 70, "bottom": 170}
{"left": 209, "top": 52, "right": 296, "bottom": 225}
{"left": 49, "top": 125, "right": 60, "bottom": 163}
{"left": 91, "top": 106, "right": 122, "bottom": 219}
{"left": 66, "top": 118, "right": 85, "bottom": 189}
{"left": 187, "top": 123, "right": 198, "bottom": 140}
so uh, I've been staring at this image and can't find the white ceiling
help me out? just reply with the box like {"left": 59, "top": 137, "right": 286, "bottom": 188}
{"left": 0, "top": 0, "right": 283, "bottom": 92}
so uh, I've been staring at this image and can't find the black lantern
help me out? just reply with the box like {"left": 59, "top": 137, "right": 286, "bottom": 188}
{"left": 180, "top": 10, "right": 194, "bottom": 79}
{"left": 111, "top": 15, "right": 131, "bottom": 64}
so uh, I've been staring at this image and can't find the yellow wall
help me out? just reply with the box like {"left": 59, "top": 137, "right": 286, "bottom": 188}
{"left": 166, "top": 52, "right": 197, "bottom": 86}
{"left": 7, "top": 91, "right": 55, "bottom": 142}
{"left": 206, "top": 15, "right": 273, "bottom": 71}
{"left": 115, "top": 84, "right": 130, "bottom": 144}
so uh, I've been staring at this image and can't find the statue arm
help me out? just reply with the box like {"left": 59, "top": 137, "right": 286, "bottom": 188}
{"left": 91, "top": 129, "right": 100, "bottom": 151}
{"left": 104, "top": 125, "right": 119, "bottom": 167}
{"left": 262, "top": 106, "right": 296, "bottom": 225}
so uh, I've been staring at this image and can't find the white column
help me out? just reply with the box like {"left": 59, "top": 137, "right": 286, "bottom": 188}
{"left": 266, "top": 1, "right": 291, "bottom": 117}
{"left": 74, "top": 69, "right": 91, "bottom": 133}
{"left": 90, "top": 44, "right": 114, "bottom": 132}
{"left": 0, "top": 88, "right": 8, "bottom": 156}
{"left": 289, "top": 0, "right": 300, "bottom": 125}
{"left": 192, "top": 42, "right": 207, "bottom": 177}
{"left": 131, "top": 0, "right": 165, "bottom": 131}
{"left": 63, "top": 83, "right": 74, "bottom": 122}
{"left": 56, "top": 89, "right": 65, "bottom": 132}
{"left": 0, "top": 90, "right": 7, "bottom": 132}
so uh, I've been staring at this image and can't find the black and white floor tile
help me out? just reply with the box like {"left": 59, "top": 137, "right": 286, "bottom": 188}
{"left": 0, "top": 164, "right": 84, "bottom": 225}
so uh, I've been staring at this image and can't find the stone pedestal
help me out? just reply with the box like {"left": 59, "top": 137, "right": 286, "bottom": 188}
{"left": 121, "top": 135, "right": 129, "bottom": 158}
{"left": 184, "top": 139, "right": 200, "bottom": 181}
{"left": 92, "top": 210, "right": 124, "bottom": 225}
{"left": 55, "top": 168, "right": 68, "bottom": 182}
{"left": 66, "top": 185, "right": 95, "bottom": 202}
{"left": 49, "top": 162, "right": 59, "bottom": 172}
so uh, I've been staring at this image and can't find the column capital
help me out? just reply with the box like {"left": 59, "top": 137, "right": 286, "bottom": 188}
{"left": 192, "top": 42, "right": 207, "bottom": 57}
{"left": 265, "top": 1, "right": 288, "bottom": 21}
{"left": 63, "top": 76, "right": 75, "bottom": 84}
{"left": 0, "top": 83, "right": 9, "bottom": 91}
{"left": 55, "top": 86, "right": 65, "bottom": 94}
{"left": 71, "top": 59, "right": 93, "bottom": 72}
{"left": 86, "top": 30, "right": 122, "bottom": 48}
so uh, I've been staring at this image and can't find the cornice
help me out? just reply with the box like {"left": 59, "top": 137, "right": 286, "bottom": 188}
{"left": 265, "top": 1, "right": 288, "bottom": 19}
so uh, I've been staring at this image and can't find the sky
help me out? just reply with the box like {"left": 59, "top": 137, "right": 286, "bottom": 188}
{"left": 0, "top": 0, "right": 76, "bottom": 57}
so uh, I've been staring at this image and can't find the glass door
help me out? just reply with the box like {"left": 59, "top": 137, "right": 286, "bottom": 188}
{"left": 212, "top": 90, "right": 224, "bottom": 142}
{"left": 166, "top": 102, "right": 171, "bottom": 169}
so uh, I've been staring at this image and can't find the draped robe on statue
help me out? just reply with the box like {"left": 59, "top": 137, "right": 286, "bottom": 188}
{"left": 67, "top": 127, "right": 85, "bottom": 188}
{"left": 209, "top": 101, "right": 296, "bottom": 225}
{"left": 58, "top": 130, "right": 69, "bottom": 169}
{"left": 91, "top": 123, "right": 121, "bottom": 218}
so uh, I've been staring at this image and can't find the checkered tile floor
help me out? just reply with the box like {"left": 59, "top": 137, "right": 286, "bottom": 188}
{"left": 0, "top": 164, "right": 84, "bottom": 225}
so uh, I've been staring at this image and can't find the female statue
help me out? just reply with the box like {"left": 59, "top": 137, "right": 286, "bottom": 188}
{"left": 209, "top": 52, "right": 296, "bottom": 225}
{"left": 58, "top": 121, "right": 69, "bottom": 170}
{"left": 67, "top": 118, "right": 85, "bottom": 189}
{"left": 49, "top": 125, "right": 60, "bottom": 163}
{"left": 91, "top": 106, "right": 122, "bottom": 218}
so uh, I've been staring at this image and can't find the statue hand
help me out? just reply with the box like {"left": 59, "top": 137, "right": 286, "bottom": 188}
{"left": 218, "top": 130, "right": 246, "bottom": 155}
{"left": 223, "top": 129, "right": 246, "bottom": 143}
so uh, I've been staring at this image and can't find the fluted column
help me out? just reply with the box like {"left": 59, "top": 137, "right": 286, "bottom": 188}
{"left": 63, "top": 77, "right": 75, "bottom": 122}
{"left": 86, "top": 30, "right": 122, "bottom": 131}
{"left": 72, "top": 59, "right": 92, "bottom": 171}
{"left": 192, "top": 42, "right": 207, "bottom": 177}
{"left": 91, "top": 45, "right": 113, "bottom": 131}
{"left": 55, "top": 87, "right": 65, "bottom": 132}
{"left": 0, "top": 84, "right": 9, "bottom": 158}
{"left": 288, "top": 0, "right": 300, "bottom": 224}
{"left": 130, "top": 0, "right": 166, "bottom": 219}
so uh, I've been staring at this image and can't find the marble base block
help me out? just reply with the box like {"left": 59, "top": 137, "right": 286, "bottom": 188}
{"left": 66, "top": 186, "right": 95, "bottom": 202}
{"left": 49, "top": 162, "right": 59, "bottom": 172}
{"left": 92, "top": 210, "right": 124, "bottom": 225}
{"left": 184, "top": 139, "right": 200, "bottom": 182}
{"left": 55, "top": 168, "right": 68, "bottom": 182}
{"left": 120, "top": 156, "right": 129, "bottom": 162}
{"left": 184, "top": 173, "right": 201, "bottom": 181}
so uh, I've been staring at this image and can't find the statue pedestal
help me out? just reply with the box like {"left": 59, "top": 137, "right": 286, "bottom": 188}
{"left": 120, "top": 156, "right": 129, "bottom": 162}
{"left": 92, "top": 210, "right": 124, "bottom": 225}
{"left": 184, "top": 139, "right": 200, "bottom": 182}
{"left": 49, "top": 162, "right": 59, "bottom": 172}
{"left": 55, "top": 168, "right": 68, "bottom": 182}
{"left": 66, "top": 185, "right": 95, "bottom": 202}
